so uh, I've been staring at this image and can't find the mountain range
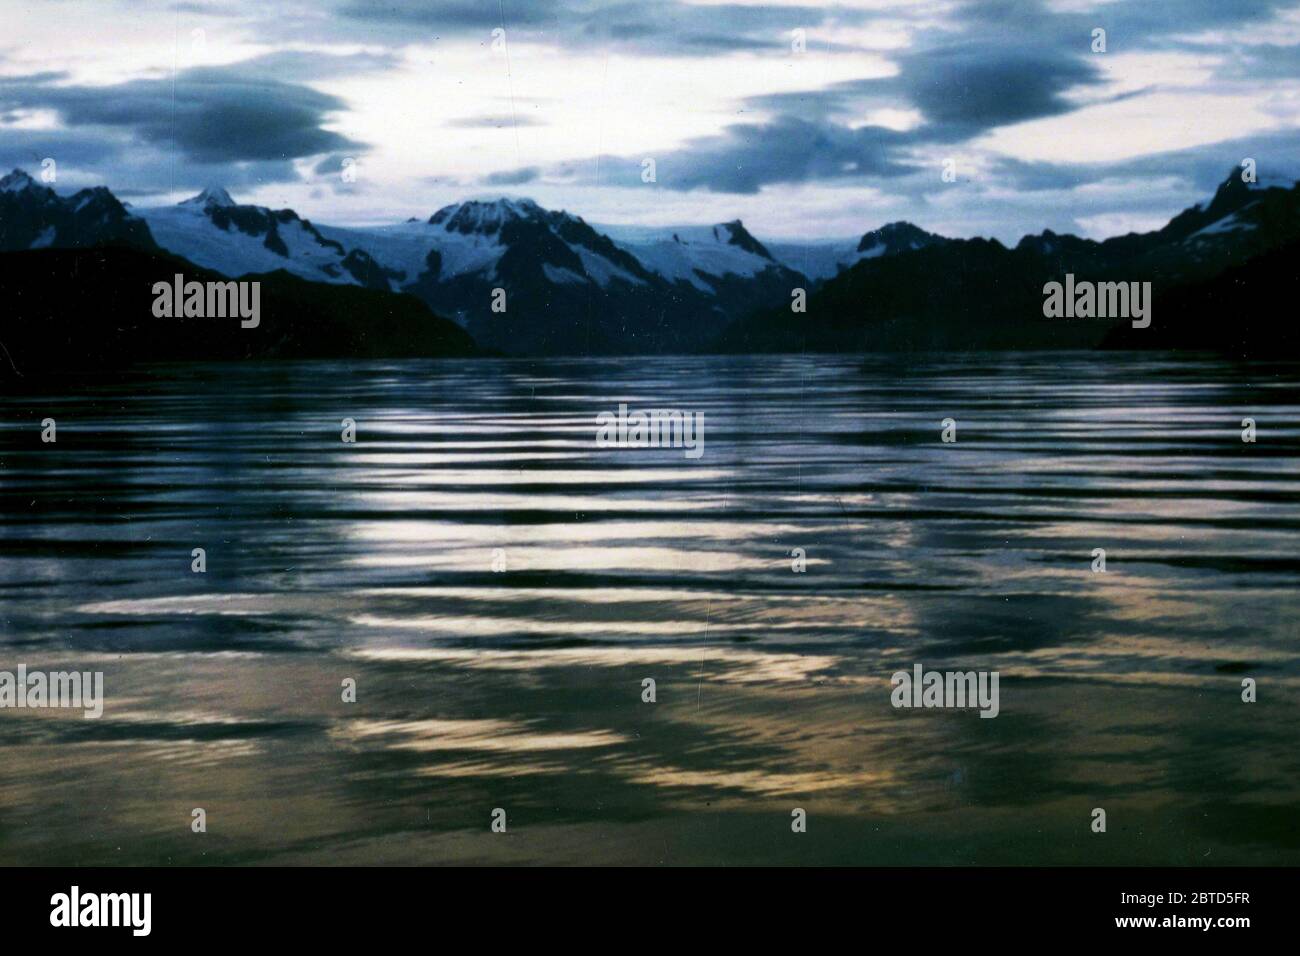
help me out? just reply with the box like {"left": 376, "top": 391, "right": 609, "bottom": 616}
{"left": 718, "top": 170, "right": 1300, "bottom": 353}
{"left": 0, "top": 165, "right": 1296, "bottom": 372}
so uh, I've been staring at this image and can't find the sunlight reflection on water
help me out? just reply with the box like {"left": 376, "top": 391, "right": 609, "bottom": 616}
{"left": 2, "top": 352, "right": 1299, "bottom": 864}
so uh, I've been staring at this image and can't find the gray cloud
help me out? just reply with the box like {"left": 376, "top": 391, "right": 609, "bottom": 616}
{"left": 312, "top": 152, "right": 361, "bottom": 176}
{"left": 507, "top": 31, "right": 1110, "bottom": 193}
{"left": 749, "top": 45, "right": 1104, "bottom": 147}
{"left": 950, "top": 0, "right": 1298, "bottom": 53}
{"left": 503, "top": 0, "right": 1300, "bottom": 195}
{"left": 334, "top": 0, "right": 874, "bottom": 56}
{"left": 0, "top": 57, "right": 371, "bottom": 194}
{"left": 1007, "top": 128, "right": 1300, "bottom": 193}
{"left": 0, "top": 128, "right": 123, "bottom": 173}
{"left": 529, "top": 115, "right": 913, "bottom": 193}
{"left": 0, "top": 121, "right": 302, "bottom": 194}
{"left": 484, "top": 166, "right": 540, "bottom": 185}
{"left": 0, "top": 64, "right": 365, "bottom": 165}
{"left": 893, "top": 43, "right": 1102, "bottom": 137}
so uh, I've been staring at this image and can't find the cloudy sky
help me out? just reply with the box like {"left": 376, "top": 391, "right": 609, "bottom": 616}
{"left": 2, "top": 0, "right": 1299, "bottom": 240}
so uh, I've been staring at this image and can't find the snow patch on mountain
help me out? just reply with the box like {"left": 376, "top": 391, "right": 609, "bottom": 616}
{"left": 542, "top": 263, "right": 585, "bottom": 284}
{"left": 1189, "top": 212, "right": 1257, "bottom": 239}
{"left": 766, "top": 241, "right": 861, "bottom": 281}
{"left": 573, "top": 245, "right": 645, "bottom": 286}
{"left": 332, "top": 197, "right": 657, "bottom": 292}
{"left": 327, "top": 199, "right": 550, "bottom": 286}
{"left": 602, "top": 220, "right": 779, "bottom": 290}
{"left": 317, "top": 221, "right": 437, "bottom": 283}
{"left": 138, "top": 188, "right": 360, "bottom": 284}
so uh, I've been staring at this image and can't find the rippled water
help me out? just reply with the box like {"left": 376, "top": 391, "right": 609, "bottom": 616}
{"left": 2, "top": 352, "right": 1298, "bottom": 864}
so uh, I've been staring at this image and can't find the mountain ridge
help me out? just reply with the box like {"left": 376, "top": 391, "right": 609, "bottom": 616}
{"left": 714, "top": 169, "right": 1300, "bottom": 355}
{"left": 1, "top": 167, "right": 1295, "bottom": 359}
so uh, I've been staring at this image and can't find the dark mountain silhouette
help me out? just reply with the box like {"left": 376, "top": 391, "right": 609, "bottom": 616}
{"left": 857, "top": 221, "right": 947, "bottom": 257}
{"left": 1015, "top": 171, "right": 1300, "bottom": 281}
{"left": 0, "top": 169, "right": 156, "bottom": 252}
{"left": 714, "top": 170, "right": 1300, "bottom": 354}
{"left": 0, "top": 167, "right": 1295, "bottom": 365}
{"left": 0, "top": 245, "right": 476, "bottom": 380}
{"left": 1100, "top": 238, "right": 1300, "bottom": 354}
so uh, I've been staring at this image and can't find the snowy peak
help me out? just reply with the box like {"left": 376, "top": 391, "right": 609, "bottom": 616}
{"left": 429, "top": 197, "right": 545, "bottom": 234}
{"left": 140, "top": 192, "right": 400, "bottom": 290}
{"left": 181, "top": 185, "right": 237, "bottom": 209}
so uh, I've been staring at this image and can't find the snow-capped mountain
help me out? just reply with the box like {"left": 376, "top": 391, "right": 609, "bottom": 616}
{"left": 602, "top": 220, "right": 784, "bottom": 288}
{"left": 323, "top": 197, "right": 658, "bottom": 302}
{"left": 181, "top": 185, "right": 237, "bottom": 209}
{"left": 137, "top": 187, "right": 399, "bottom": 289}
{"left": 4, "top": 165, "right": 1296, "bottom": 357}
{"left": 0, "top": 169, "right": 156, "bottom": 252}
{"left": 1, "top": 169, "right": 892, "bottom": 353}
{"left": 320, "top": 197, "right": 807, "bottom": 354}
{"left": 87, "top": 181, "right": 812, "bottom": 353}
{"left": 367, "top": 197, "right": 718, "bottom": 354}
{"left": 600, "top": 219, "right": 807, "bottom": 323}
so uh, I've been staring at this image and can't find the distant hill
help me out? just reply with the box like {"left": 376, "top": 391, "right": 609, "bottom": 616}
{"left": 713, "top": 170, "right": 1300, "bottom": 355}
{"left": 0, "top": 245, "right": 477, "bottom": 380}
{"left": 714, "top": 235, "right": 1099, "bottom": 352}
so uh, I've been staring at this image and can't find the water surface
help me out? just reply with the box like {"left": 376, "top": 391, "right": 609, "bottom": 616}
{"left": 2, "top": 352, "right": 1298, "bottom": 864}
